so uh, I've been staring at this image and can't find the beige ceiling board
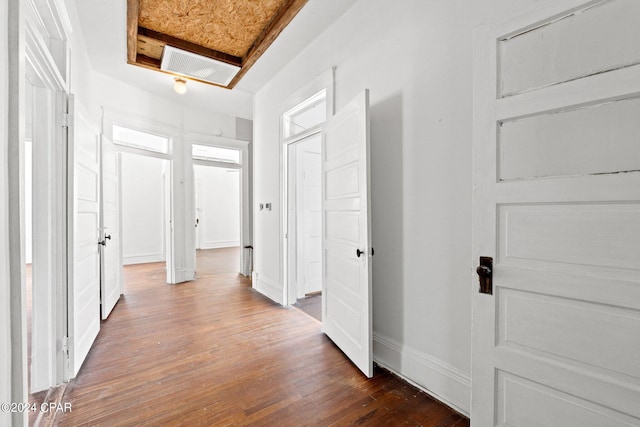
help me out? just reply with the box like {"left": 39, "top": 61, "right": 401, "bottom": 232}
{"left": 138, "top": 0, "right": 286, "bottom": 57}
{"left": 127, "top": 0, "right": 309, "bottom": 89}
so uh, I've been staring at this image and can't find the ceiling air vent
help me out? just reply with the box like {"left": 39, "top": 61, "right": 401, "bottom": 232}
{"left": 160, "top": 45, "right": 241, "bottom": 87}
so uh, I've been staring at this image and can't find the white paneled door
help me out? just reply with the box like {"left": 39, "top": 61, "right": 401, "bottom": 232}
{"left": 100, "top": 135, "right": 122, "bottom": 319}
{"left": 472, "top": 1, "right": 640, "bottom": 425}
{"left": 322, "top": 90, "right": 373, "bottom": 378}
{"left": 69, "top": 98, "right": 101, "bottom": 377}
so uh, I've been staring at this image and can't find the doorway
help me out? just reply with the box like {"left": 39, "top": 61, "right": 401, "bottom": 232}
{"left": 193, "top": 163, "right": 241, "bottom": 276}
{"left": 24, "top": 78, "right": 67, "bottom": 397}
{"left": 281, "top": 87, "right": 327, "bottom": 310}
{"left": 281, "top": 86, "right": 373, "bottom": 377}
{"left": 121, "top": 153, "right": 169, "bottom": 267}
{"left": 112, "top": 124, "right": 173, "bottom": 289}
{"left": 286, "top": 134, "right": 322, "bottom": 321}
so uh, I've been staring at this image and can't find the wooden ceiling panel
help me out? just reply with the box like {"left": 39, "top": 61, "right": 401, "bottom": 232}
{"left": 128, "top": 0, "right": 308, "bottom": 88}
{"left": 138, "top": 0, "right": 287, "bottom": 57}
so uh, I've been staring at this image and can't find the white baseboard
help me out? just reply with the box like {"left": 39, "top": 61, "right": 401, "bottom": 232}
{"left": 123, "top": 252, "right": 165, "bottom": 265}
{"left": 253, "top": 272, "right": 283, "bottom": 304}
{"left": 199, "top": 240, "right": 240, "bottom": 249}
{"left": 373, "top": 332, "right": 470, "bottom": 416}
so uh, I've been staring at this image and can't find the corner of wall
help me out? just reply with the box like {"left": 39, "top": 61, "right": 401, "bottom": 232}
{"left": 253, "top": 272, "right": 283, "bottom": 305}
{"left": 373, "top": 332, "right": 471, "bottom": 416}
{"left": 174, "top": 268, "right": 195, "bottom": 284}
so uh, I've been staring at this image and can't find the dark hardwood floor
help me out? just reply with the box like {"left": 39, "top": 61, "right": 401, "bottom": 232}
{"left": 55, "top": 248, "right": 469, "bottom": 426}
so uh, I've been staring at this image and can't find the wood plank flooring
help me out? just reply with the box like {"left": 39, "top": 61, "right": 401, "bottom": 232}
{"left": 55, "top": 248, "right": 469, "bottom": 426}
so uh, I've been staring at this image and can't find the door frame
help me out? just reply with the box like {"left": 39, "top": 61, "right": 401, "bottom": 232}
{"left": 6, "top": 0, "right": 72, "bottom": 412}
{"left": 280, "top": 69, "right": 334, "bottom": 306}
{"left": 102, "top": 110, "right": 176, "bottom": 284}
{"left": 27, "top": 81, "right": 68, "bottom": 391}
{"left": 14, "top": 0, "right": 72, "bottom": 397}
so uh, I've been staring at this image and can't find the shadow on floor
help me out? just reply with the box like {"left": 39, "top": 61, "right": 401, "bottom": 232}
{"left": 293, "top": 293, "right": 321, "bottom": 322}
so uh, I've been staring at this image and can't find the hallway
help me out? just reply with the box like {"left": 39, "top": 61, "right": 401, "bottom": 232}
{"left": 54, "top": 249, "right": 468, "bottom": 426}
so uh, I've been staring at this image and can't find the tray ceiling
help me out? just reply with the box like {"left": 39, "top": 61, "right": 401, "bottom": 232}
{"left": 127, "top": 0, "right": 308, "bottom": 89}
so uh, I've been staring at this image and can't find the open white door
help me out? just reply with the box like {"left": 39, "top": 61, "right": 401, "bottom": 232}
{"left": 194, "top": 179, "right": 202, "bottom": 250}
{"left": 68, "top": 97, "right": 101, "bottom": 377}
{"left": 321, "top": 90, "right": 372, "bottom": 378}
{"left": 472, "top": 1, "right": 640, "bottom": 425}
{"left": 100, "top": 135, "right": 122, "bottom": 319}
{"left": 163, "top": 165, "right": 175, "bottom": 284}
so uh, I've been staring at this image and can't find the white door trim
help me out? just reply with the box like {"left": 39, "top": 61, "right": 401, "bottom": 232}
{"left": 11, "top": 0, "right": 72, "bottom": 400}
{"left": 102, "top": 112, "right": 178, "bottom": 284}
{"left": 188, "top": 141, "right": 248, "bottom": 276}
{"left": 7, "top": 0, "right": 29, "bottom": 418}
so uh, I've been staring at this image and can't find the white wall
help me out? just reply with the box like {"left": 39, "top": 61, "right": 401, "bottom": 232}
{"left": 253, "top": 0, "right": 543, "bottom": 415}
{"left": 64, "top": 0, "right": 96, "bottom": 117}
{"left": 194, "top": 165, "right": 240, "bottom": 249}
{"left": 121, "top": 153, "right": 166, "bottom": 265}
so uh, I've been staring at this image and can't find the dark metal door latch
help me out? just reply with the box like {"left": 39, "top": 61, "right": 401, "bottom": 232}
{"left": 476, "top": 256, "right": 493, "bottom": 295}
{"left": 99, "top": 234, "right": 112, "bottom": 246}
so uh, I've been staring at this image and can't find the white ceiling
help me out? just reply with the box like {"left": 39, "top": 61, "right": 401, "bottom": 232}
{"left": 71, "top": 0, "right": 358, "bottom": 120}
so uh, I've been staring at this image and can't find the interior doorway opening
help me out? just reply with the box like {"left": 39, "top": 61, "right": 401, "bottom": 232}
{"left": 24, "top": 81, "right": 58, "bottom": 392}
{"left": 193, "top": 162, "right": 241, "bottom": 276}
{"left": 112, "top": 124, "right": 173, "bottom": 289}
{"left": 281, "top": 86, "right": 328, "bottom": 317}
{"left": 286, "top": 134, "right": 322, "bottom": 321}
{"left": 23, "top": 70, "right": 68, "bottom": 413}
{"left": 120, "top": 152, "right": 171, "bottom": 290}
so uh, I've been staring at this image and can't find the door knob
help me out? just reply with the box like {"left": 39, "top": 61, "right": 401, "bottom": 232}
{"left": 105, "top": 234, "right": 111, "bottom": 240}
{"left": 476, "top": 256, "right": 493, "bottom": 295}
{"left": 476, "top": 265, "right": 490, "bottom": 277}
{"left": 356, "top": 249, "right": 364, "bottom": 258}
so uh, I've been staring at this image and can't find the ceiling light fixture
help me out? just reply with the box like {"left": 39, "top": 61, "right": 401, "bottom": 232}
{"left": 174, "top": 77, "right": 187, "bottom": 94}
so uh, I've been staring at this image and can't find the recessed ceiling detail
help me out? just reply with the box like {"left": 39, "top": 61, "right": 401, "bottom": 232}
{"left": 127, "top": 0, "right": 309, "bottom": 89}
